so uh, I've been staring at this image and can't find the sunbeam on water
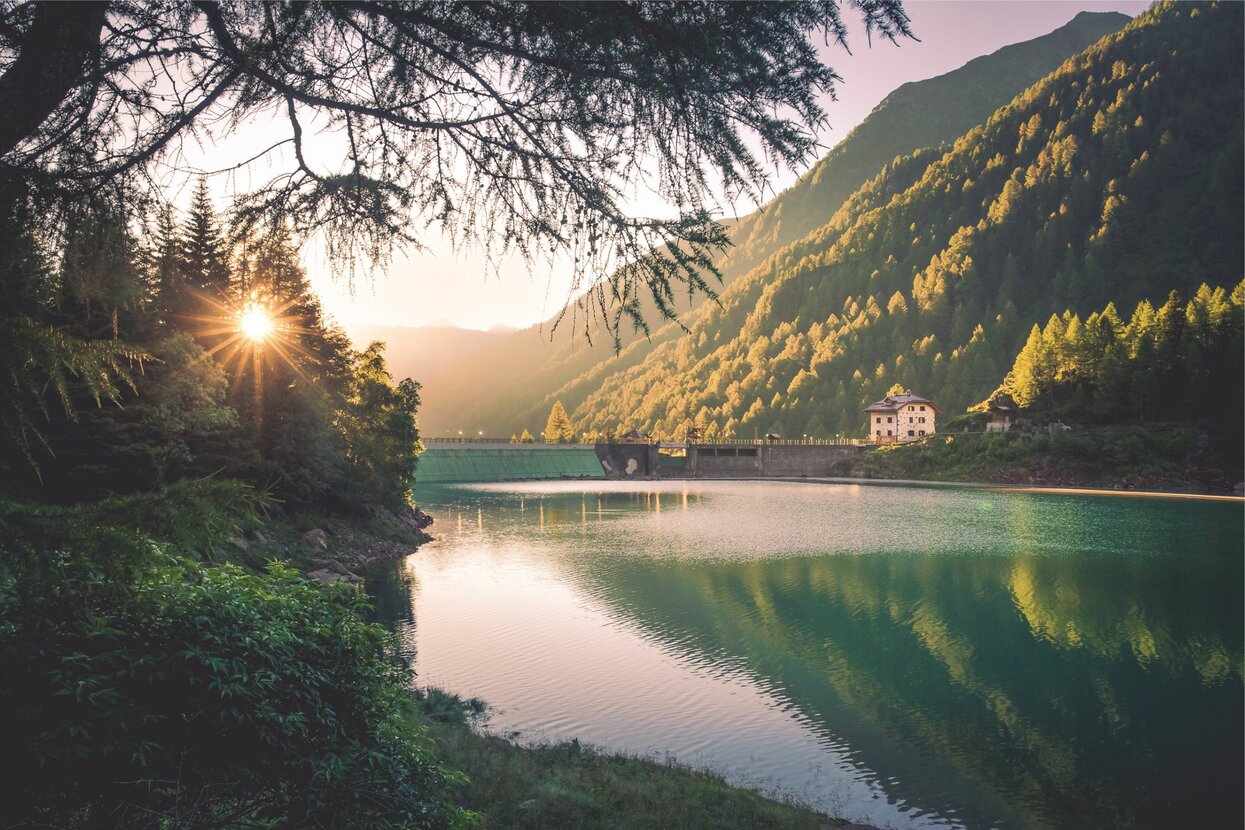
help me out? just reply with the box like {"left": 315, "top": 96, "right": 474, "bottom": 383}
{"left": 366, "top": 480, "right": 1244, "bottom": 830}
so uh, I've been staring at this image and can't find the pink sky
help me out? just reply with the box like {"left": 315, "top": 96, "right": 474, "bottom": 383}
{"left": 302, "top": 1, "right": 1149, "bottom": 333}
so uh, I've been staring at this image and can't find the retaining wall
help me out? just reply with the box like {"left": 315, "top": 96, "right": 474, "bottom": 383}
{"left": 689, "top": 443, "right": 864, "bottom": 477}
{"left": 417, "top": 444, "right": 604, "bottom": 483}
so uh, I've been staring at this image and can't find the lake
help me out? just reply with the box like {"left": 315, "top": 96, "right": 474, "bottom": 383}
{"left": 366, "top": 480, "right": 1243, "bottom": 829}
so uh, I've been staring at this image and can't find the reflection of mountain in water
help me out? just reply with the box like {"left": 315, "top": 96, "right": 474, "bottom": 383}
{"left": 538, "top": 491, "right": 1244, "bottom": 829}
{"left": 385, "top": 484, "right": 1242, "bottom": 828}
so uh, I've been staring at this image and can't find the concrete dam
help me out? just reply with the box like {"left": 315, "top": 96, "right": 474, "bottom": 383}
{"left": 416, "top": 439, "right": 868, "bottom": 484}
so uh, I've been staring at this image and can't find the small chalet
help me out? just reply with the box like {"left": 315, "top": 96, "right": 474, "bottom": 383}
{"left": 986, "top": 393, "right": 1019, "bottom": 433}
{"left": 864, "top": 393, "right": 941, "bottom": 444}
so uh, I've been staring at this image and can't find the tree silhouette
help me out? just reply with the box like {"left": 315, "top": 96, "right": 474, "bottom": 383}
{"left": 0, "top": 1, "right": 912, "bottom": 336}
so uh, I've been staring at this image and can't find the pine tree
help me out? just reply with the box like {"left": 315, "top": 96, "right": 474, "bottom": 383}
{"left": 544, "top": 401, "right": 575, "bottom": 444}
{"left": 181, "top": 178, "right": 230, "bottom": 302}
{"left": 149, "top": 203, "right": 183, "bottom": 319}
{"left": 1008, "top": 324, "right": 1046, "bottom": 408}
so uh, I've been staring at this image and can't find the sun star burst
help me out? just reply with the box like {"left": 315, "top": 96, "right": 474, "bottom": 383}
{"left": 239, "top": 304, "right": 275, "bottom": 342}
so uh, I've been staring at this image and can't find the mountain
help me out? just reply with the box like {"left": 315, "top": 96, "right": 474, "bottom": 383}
{"left": 713, "top": 10, "right": 1131, "bottom": 283}
{"left": 414, "top": 10, "right": 1130, "bottom": 436}
{"left": 345, "top": 323, "right": 512, "bottom": 383}
{"left": 566, "top": 1, "right": 1243, "bottom": 440}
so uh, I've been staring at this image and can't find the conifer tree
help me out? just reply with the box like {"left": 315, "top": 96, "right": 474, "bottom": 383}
{"left": 544, "top": 401, "right": 575, "bottom": 444}
{"left": 149, "top": 203, "right": 183, "bottom": 319}
{"left": 1008, "top": 324, "right": 1046, "bottom": 408}
{"left": 180, "top": 178, "right": 230, "bottom": 304}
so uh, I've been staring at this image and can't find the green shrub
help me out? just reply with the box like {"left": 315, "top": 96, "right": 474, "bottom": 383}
{"left": 0, "top": 521, "right": 474, "bottom": 829}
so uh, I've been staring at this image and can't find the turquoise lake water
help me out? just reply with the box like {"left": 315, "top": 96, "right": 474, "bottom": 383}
{"left": 366, "top": 480, "right": 1243, "bottom": 829}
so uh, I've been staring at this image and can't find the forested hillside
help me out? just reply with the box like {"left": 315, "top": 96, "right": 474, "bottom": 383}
{"left": 712, "top": 10, "right": 1129, "bottom": 283}
{"left": 568, "top": 1, "right": 1242, "bottom": 441}
{"left": 1000, "top": 282, "right": 1244, "bottom": 424}
{"left": 416, "top": 11, "right": 1127, "bottom": 436}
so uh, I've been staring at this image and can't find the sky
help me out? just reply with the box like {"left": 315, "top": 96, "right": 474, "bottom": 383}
{"left": 192, "top": 1, "right": 1150, "bottom": 334}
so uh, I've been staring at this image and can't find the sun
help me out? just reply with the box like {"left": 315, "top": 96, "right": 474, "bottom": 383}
{"left": 238, "top": 304, "right": 275, "bottom": 342}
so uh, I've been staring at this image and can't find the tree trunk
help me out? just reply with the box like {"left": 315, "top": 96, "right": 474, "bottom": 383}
{"left": 0, "top": 2, "right": 106, "bottom": 159}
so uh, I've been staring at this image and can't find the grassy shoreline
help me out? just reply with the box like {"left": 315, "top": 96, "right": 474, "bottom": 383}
{"left": 847, "top": 424, "right": 1242, "bottom": 496}
{"left": 412, "top": 688, "right": 875, "bottom": 830}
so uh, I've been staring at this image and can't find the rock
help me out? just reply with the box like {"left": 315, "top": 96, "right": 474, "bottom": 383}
{"left": 251, "top": 529, "right": 268, "bottom": 544}
{"left": 410, "top": 505, "right": 434, "bottom": 529}
{"left": 383, "top": 503, "right": 433, "bottom": 531}
{"left": 307, "top": 568, "right": 341, "bottom": 584}
{"left": 307, "top": 568, "right": 364, "bottom": 586}
{"left": 226, "top": 536, "right": 249, "bottom": 550}
{"left": 516, "top": 799, "right": 540, "bottom": 813}
{"left": 301, "top": 528, "right": 328, "bottom": 550}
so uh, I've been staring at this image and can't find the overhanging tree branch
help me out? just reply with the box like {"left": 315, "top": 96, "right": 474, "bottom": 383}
{"left": 0, "top": 0, "right": 913, "bottom": 339}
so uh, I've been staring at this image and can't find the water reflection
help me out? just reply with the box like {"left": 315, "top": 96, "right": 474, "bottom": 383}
{"left": 372, "top": 481, "right": 1243, "bottom": 829}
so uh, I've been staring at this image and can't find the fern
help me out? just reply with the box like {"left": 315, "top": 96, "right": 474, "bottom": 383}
{"left": 0, "top": 316, "right": 148, "bottom": 476}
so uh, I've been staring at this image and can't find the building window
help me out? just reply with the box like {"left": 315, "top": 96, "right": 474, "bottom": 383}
{"left": 887, "top": 416, "right": 892, "bottom": 423}
{"left": 919, "top": 417, "right": 925, "bottom": 423}
{"left": 875, "top": 417, "right": 881, "bottom": 424}
{"left": 920, "top": 405, "right": 926, "bottom": 411}
{"left": 907, "top": 430, "right": 915, "bottom": 437}
{"left": 887, "top": 430, "right": 892, "bottom": 436}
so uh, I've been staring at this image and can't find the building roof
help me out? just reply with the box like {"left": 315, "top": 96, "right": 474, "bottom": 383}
{"left": 863, "top": 393, "right": 943, "bottom": 413}
{"left": 987, "top": 392, "right": 1019, "bottom": 413}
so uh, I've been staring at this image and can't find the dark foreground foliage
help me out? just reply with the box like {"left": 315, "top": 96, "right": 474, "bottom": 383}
{"left": 0, "top": 493, "right": 474, "bottom": 830}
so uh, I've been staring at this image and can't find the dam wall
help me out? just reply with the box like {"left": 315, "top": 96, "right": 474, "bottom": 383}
{"left": 416, "top": 439, "right": 869, "bottom": 484}
{"left": 417, "top": 442, "right": 605, "bottom": 484}
{"left": 688, "top": 443, "right": 865, "bottom": 477}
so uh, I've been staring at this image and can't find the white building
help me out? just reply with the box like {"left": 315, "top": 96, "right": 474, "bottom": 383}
{"left": 864, "top": 393, "right": 941, "bottom": 444}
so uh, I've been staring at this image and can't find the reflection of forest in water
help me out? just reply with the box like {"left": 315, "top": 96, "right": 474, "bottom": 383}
{"left": 378, "top": 484, "right": 1243, "bottom": 829}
